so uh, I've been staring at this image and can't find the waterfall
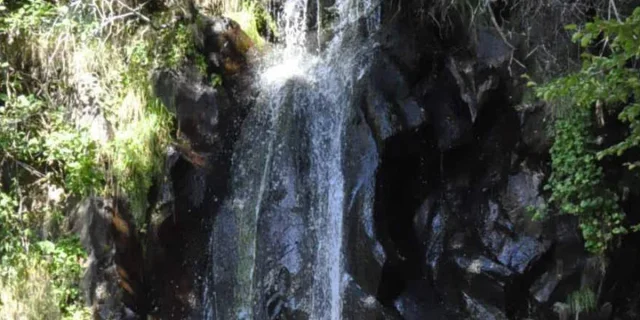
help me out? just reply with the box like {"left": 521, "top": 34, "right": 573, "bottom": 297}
{"left": 203, "top": 0, "right": 381, "bottom": 319}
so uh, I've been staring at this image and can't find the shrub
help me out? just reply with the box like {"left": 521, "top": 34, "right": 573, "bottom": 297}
{"left": 538, "top": 109, "right": 626, "bottom": 253}
{"left": 535, "top": 7, "right": 640, "bottom": 253}
{"left": 0, "top": 0, "right": 210, "bottom": 316}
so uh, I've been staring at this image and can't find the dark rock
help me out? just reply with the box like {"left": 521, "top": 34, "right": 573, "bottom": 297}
{"left": 480, "top": 200, "right": 547, "bottom": 274}
{"left": 196, "top": 16, "right": 255, "bottom": 76}
{"left": 529, "top": 216, "right": 588, "bottom": 307}
{"left": 475, "top": 105, "right": 520, "bottom": 188}
{"left": 343, "top": 103, "right": 387, "bottom": 296}
{"left": 367, "top": 52, "right": 427, "bottom": 140}
{"left": 416, "top": 65, "right": 474, "bottom": 150}
{"left": 417, "top": 199, "right": 446, "bottom": 279}
{"left": 0, "top": 157, "right": 14, "bottom": 193}
{"left": 530, "top": 270, "right": 563, "bottom": 304}
{"left": 446, "top": 56, "right": 483, "bottom": 122}
{"left": 453, "top": 254, "right": 515, "bottom": 312}
{"left": 343, "top": 277, "right": 402, "bottom": 320}
{"left": 475, "top": 29, "right": 513, "bottom": 69}
{"left": 70, "top": 197, "right": 145, "bottom": 319}
{"left": 499, "top": 167, "right": 546, "bottom": 238}
{"left": 462, "top": 292, "right": 508, "bottom": 320}
{"left": 446, "top": 28, "right": 513, "bottom": 125}
{"left": 154, "top": 69, "right": 230, "bottom": 151}
{"left": 494, "top": 236, "right": 546, "bottom": 274}
{"left": 374, "top": 125, "right": 438, "bottom": 306}
{"left": 392, "top": 278, "right": 447, "bottom": 320}
{"left": 517, "top": 102, "right": 553, "bottom": 154}
{"left": 377, "top": 13, "right": 439, "bottom": 83}
{"left": 455, "top": 255, "right": 514, "bottom": 280}
{"left": 364, "top": 83, "right": 403, "bottom": 142}
{"left": 144, "top": 18, "right": 253, "bottom": 318}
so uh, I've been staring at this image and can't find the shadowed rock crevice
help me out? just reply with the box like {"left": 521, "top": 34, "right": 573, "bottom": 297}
{"left": 373, "top": 126, "right": 438, "bottom": 307}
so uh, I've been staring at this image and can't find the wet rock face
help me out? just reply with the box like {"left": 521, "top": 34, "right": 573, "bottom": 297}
{"left": 143, "top": 16, "right": 255, "bottom": 319}
{"left": 369, "top": 3, "right": 611, "bottom": 319}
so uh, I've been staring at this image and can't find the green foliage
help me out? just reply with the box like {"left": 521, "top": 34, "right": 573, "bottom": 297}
{"left": 567, "top": 287, "right": 597, "bottom": 315}
{"left": 538, "top": 109, "right": 625, "bottom": 253}
{"left": 108, "top": 98, "right": 173, "bottom": 219}
{"left": 0, "top": 91, "right": 94, "bottom": 316}
{"left": 0, "top": 93, "right": 103, "bottom": 195}
{"left": 0, "top": 0, "right": 198, "bottom": 218}
{"left": 0, "top": 0, "right": 211, "bottom": 317}
{"left": 224, "top": 0, "right": 276, "bottom": 47}
{"left": 537, "top": 8, "right": 640, "bottom": 166}
{"left": 36, "top": 237, "right": 86, "bottom": 314}
{"left": 1, "top": 188, "right": 89, "bottom": 318}
{"left": 211, "top": 73, "right": 223, "bottom": 87}
{"left": 0, "top": 191, "right": 23, "bottom": 274}
{"left": 535, "top": 8, "right": 640, "bottom": 253}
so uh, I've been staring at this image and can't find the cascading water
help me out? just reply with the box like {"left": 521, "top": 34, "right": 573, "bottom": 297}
{"left": 202, "top": 1, "right": 382, "bottom": 319}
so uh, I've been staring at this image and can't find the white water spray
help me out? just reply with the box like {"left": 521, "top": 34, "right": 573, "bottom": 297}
{"left": 204, "top": 0, "right": 382, "bottom": 319}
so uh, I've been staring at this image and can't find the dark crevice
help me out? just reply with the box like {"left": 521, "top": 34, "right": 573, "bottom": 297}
{"left": 374, "top": 124, "right": 439, "bottom": 306}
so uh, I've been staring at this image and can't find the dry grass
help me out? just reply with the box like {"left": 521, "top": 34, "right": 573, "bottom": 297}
{"left": 195, "top": 0, "right": 243, "bottom": 13}
{"left": 1, "top": 1, "right": 182, "bottom": 317}
{"left": 2, "top": 0, "right": 181, "bottom": 221}
{"left": 0, "top": 257, "right": 92, "bottom": 320}
{"left": 0, "top": 259, "right": 61, "bottom": 320}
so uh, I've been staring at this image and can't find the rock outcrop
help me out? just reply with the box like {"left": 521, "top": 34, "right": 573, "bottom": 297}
{"left": 85, "top": 1, "right": 640, "bottom": 319}
{"left": 70, "top": 197, "right": 144, "bottom": 319}
{"left": 367, "top": 1, "right": 640, "bottom": 319}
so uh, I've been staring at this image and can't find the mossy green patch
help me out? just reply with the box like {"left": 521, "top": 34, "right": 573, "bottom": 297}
{"left": 224, "top": 1, "right": 277, "bottom": 48}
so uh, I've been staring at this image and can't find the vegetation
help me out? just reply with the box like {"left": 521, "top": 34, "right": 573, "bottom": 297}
{"left": 567, "top": 287, "right": 598, "bottom": 317}
{"left": 535, "top": 108, "right": 626, "bottom": 253}
{"left": 222, "top": 1, "right": 276, "bottom": 47}
{"left": 534, "top": 7, "right": 640, "bottom": 253}
{"left": 0, "top": 0, "right": 210, "bottom": 317}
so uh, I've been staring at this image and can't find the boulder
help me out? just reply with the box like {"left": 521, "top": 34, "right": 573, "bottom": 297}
{"left": 417, "top": 70, "right": 474, "bottom": 151}
{"left": 154, "top": 69, "right": 230, "bottom": 151}
{"left": 517, "top": 102, "right": 553, "bottom": 155}
{"left": 393, "top": 278, "right": 447, "bottom": 320}
{"left": 462, "top": 292, "right": 509, "bottom": 320}
{"left": 196, "top": 16, "right": 255, "bottom": 76}
{"left": 343, "top": 276, "right": 402, "bottom": 320}
{"left": 70, "top": 197, "right": 145, "bottom": 319}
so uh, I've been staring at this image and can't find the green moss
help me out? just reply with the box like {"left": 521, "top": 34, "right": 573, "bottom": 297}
{"left": 224, "top": 1, "right": 277, "bottom": 48}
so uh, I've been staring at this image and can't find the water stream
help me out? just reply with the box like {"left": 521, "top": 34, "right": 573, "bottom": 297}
{"left": 203, "top": 1, "right": 381, "bottom": 318}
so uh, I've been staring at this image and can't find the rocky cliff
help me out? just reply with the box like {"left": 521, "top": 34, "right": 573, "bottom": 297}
{"left": 77, "top": 1, "right": 640, "bottom": 319}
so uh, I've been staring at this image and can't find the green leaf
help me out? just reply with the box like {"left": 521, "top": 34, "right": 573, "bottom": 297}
{"left": 37, "top": 241, "right": 56, "bottom": 254}
{"left": 565, "top": 24, "right": 578, "bottom": 31}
